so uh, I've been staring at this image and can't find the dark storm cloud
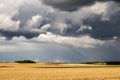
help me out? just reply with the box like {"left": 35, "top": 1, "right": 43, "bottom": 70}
{"left": 0, "top": 30, "right": 40, "bottom": 40}
{"left": 84, "top": 13, "right": 120, "bottom": 40}
{"left": 43, "top": 5, "right": 120, "bottom": 40}
{"left": 42, "top": 0, "right": 120, "bottom": 11}
{"left": 41, "top": 1, "right": 120, "bottom": 40}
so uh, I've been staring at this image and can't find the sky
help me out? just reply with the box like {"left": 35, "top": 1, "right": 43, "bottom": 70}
{"left": 0, "top": 0, "right": 120, "bottom": 62}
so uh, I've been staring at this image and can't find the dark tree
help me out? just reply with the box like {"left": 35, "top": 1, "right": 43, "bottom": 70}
{"left": 15, "top": 60, "right": 36, "bottom": 63}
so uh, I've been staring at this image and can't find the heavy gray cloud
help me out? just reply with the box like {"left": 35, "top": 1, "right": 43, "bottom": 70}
{"left": 0, "top": 0, "right": 119, "bottom": 40}
{"left": 42, "top": 0, "right": 120, "bottom": 11}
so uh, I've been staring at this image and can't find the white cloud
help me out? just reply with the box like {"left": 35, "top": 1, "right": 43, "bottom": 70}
{"left": 26, "top": 15, "right": 42, "bottom": 29}
{"left": 0, "top": 36, "right": 6, "bottom": 41}
{"left": 40, "top": 24, "right": 51, "bottom": 31}
{"left": 77, "top": 25, "right": 92, "bottom": 32}
{"left": 87, "top": 1, "right": 120, "bottom": 21}
{"left": 0, "top": 0, "right": 50, "bottom": 32}
{"left": 54, "top": 22, "right": 68, "bottom": 33}
{"left": 88, "top": 2, "right": 108, "bottom": 15}
{"left": 0, "top": 14, "right": 20, "bottom": 31}
{"left": 12, "top": 36, "right": 27, "bottom": 41}
{"left": 0, "top": 36, "right": 41, "bottom": 52}
{"left": 34, "top": 32, "right": 104, "bottom": 48}
{"left": 113, "top": 36, "right": 118, "bottom": 40}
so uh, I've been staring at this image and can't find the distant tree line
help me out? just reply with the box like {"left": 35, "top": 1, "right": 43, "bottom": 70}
{"left": 83, "top": 61, "right": 120, "bottom": 65}
{"left": 106, "top": 62, "right": 120, "bottom": 65}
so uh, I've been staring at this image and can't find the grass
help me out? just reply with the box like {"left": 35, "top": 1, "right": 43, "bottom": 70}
{"left": 0, "top": 63, "right": 120, "bottom": 80}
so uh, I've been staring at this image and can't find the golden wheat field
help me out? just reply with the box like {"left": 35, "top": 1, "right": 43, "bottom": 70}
{"left": 0, "top": 63, "right": 120, "bottom": 80}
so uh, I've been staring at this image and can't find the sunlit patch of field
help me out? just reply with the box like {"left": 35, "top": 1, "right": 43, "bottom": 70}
{"left": 0, "top": 63, "right": 120, "bottom": 80}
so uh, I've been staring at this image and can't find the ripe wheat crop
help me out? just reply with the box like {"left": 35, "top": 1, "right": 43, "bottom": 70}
{"left": 0, "top": 63, "right": 120, "bottom": 80}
